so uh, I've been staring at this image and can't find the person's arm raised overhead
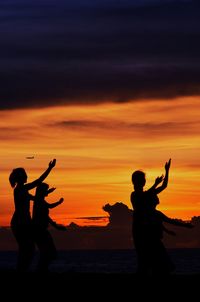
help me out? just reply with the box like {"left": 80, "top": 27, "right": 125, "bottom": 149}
{"left": 154, "top": 159, "right": 171, "bottom": 194}
{"left": 25, "top": 159, "right": 56, "bottom": 190}
{"left": 149, "top": 175, "right": 164, "bottom": 191}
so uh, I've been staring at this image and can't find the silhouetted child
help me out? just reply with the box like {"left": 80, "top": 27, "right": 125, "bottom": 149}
{"left": 130, "top": 159, "right": 171, "bottom": 274}
{"left": 145, "top": 192, "right": 193, "bottom": 275}
{"left": 32, "top": 182, "right": 66, "bottom": 272}
{"left": 9, "top": 159, "right": 56, "bottom": 272}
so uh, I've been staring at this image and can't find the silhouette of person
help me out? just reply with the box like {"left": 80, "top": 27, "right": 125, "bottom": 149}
{"left": 143, "top": 191, "right": 193, "bottom": 275}
{"left": 32, "top": 182, "right": 66, "bottom": 272}
{"left": 9, "top": 159, "right": 56, "bottom": 272}
{"left": 130, "top": 159, "right": 171, "bottom": 274}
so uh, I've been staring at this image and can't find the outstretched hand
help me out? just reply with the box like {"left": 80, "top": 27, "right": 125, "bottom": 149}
{"left": 47, "top": 187, "right": 56, "bottom": 194}
{"left": 165, "top": 158, "right": 171, "bottom": 171}
{"left": 49, "top": 159, "right": 56, "bottom": 169}
{"left": 59, "top": 198, "right": 64, "bottom": 204}
{"left": 154, "top": 175, "right": 164, "bottom": 186}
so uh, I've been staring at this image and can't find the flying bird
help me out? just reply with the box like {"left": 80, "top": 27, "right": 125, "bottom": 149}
{"left": 26, "top": 156, "right": 35, "bottom": 159}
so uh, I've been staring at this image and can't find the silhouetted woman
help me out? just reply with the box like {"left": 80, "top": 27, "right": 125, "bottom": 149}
{"left": 9, "top": 159, "right": 56, "bottom": 272}
{"left": 143, "top": 191, "right": 193, "bottom": 275}
{"left": 131, "top": 159, "right": 193, "bottom": 275}
{"left": 32, "top": 182, "right": 66, "bottom": 272}
{"left": 130, "top": 159, "right": 171, "bottom": 274}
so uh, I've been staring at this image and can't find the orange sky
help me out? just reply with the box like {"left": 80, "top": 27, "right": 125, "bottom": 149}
{"left": 0, "top": 96, "right": 200, "bottom": 226}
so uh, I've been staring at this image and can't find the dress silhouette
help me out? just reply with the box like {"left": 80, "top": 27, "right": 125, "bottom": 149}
{"left": 130, "top": 159, "right": 193, "bottom": 275}
{"left": 32, "top": 182, "right": 66, "bottom": 272}
{"left": 142, "top": 191, "right": 193, "bottom": 275}
{"left": 9, "top": 159, "right": 56, "bottom": 272}
{"left": 130, "top": 159, "right": 171, "bottom": 274}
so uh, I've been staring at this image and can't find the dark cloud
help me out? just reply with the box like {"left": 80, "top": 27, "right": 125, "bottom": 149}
{"left": 57, "top": 120, "right": 105, "bottom": 129}
{"left": 53, "top": 119, "right": 200, "bottom": 138}
{"left": 1, "top": 0, "right": 200, "bottom": 109}
{"left": 75, "top": 216, "right": 107, "bottom": 220}
{"left": 0, "top": 126, "right": 40, "bottom": 141}
{"left": 0, "top": 127, "right": 24, "bottom": 140}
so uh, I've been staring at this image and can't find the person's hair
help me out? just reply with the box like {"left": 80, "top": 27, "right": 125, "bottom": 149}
{"left": 9, "top": 168, "right": 27, "bottom": 188}
{"left": 35, "top": 182, "right": 49, "bottom": 196}
{"left": 131, "top": 170, "right": 146, "bottom": 186}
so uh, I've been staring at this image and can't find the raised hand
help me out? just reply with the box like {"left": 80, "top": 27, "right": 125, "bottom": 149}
{"left": 154, "top": 175, "right": 164, "bottom": 186}
{"left": 165, "top": 158, "right": 171, "bottom": 171}
{"left": 47, "top": 187, "right": 56, "bottom": 194}
{"left": 59, "top": 198, "right": 64, "bottom": 204}
{"left": 49, "top": 159, "right": 56, "bottom": 169}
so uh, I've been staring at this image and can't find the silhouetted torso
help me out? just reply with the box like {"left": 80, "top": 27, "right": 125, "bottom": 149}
{"left": 9, "top": 159, "right": 56, "bottom": 272}
{"left": 32, "top": 197, "right": 49, "bottom": 230}
{"left": 32, "top": 182, "right": 64, "bottom": 272}
{"left": 11, "top": 184, "right": 33, "bottom": 226}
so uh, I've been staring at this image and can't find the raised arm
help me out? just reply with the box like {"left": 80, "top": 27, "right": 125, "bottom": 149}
{"left": 149, "top": 175, "right": 164, "bottom": 191}
{"left": 48, "top": 198, "right": 64, "bottom": 209}
{"left": 25, "top": 159, "right": 56, "bottom": 190}
{"left": 154, "top": 159, "right": 171, "bottom": 194}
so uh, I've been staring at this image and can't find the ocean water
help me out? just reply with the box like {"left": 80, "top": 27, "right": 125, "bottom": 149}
{"left": 1, "top": 249, "right": 200, "bottom": 274}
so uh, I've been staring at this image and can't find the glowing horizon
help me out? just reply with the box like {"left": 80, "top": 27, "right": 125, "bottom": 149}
{"left": 0, "top": 96, "right": 200, "bottom": 226}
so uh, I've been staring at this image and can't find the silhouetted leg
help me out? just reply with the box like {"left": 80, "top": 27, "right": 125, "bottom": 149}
{"left": 17, "top": 240, "right": 35, "bottom": 272}
{"left": 136, "top": 247, "right": 152, "bottom": 275}
{"left": 133, "top": 232, "right": 151, "bottom": 275}
{"left": 36, "top": 230, "right": 57, "bottom": 273}
{"left": 150, "top": 240, "right": 175, "bottom": 276}
{"left": 12, "top": 225, "right": 35, "bottom": 272}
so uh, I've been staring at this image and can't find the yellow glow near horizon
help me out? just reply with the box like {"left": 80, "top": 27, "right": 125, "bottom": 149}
{"left": 0, "top": 96, "right": 200, "bottom": 226}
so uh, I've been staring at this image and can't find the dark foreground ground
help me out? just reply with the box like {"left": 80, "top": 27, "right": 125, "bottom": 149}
{"left": 1, "top": 249, "right": 200, "bottom": 298}
{"left": 1, "top": 270, "right": 200, "bottom": 299}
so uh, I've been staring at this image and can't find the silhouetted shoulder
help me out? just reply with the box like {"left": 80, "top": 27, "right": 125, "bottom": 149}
{"left": 131, "top": 191, "right": 148, "bottom": 211}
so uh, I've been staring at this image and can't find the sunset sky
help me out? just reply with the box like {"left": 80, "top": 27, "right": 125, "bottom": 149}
{"left": 0, "top": 0, "right": 200, "bottom": 226}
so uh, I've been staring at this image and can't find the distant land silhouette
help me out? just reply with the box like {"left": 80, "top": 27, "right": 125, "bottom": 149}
{"left": 0, "top": 202, "right": 200, "bottom": 250}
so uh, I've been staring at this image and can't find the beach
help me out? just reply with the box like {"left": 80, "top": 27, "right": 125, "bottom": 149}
{"left": 1, "top": 269, "right": 200, "bottom": 300}
{"left": 1, "top": 248, "right": 200, "bottom": 296}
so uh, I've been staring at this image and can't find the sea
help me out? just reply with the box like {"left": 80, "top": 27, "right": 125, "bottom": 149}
{"left": 1, "top": 248, "right": 200, "bottom": 275}
{"left": 1, "top": 249, "right": 200, "bottom": 300}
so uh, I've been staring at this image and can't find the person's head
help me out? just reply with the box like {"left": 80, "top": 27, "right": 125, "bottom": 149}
{"left": 9, "top": 168, "right": 27, "bottom": 187}
{"left": 35, "top": 182, "right": 49, "bottom": 198}
{"left": 131, "top": 170, "right": 146, "bottom": 189}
